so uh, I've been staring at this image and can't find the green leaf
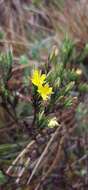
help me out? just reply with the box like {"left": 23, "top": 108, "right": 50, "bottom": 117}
{"left": 19, "top": 55, "right": 29, "bottom": 65}
{"left": 78, "top": 83, "right": 88, "bottom": 93}
{"left": 37, "top": 111, "right": 48, "bottom": 128}
{"left": 65, "top": 81, "right": 75, "bottom": 94}
{"left": 64, "top": 97, "right": 73, "bottom": 108}
{"left": 0, "top": 170, "right": 6, "bottom": 185}
{"left": 32, "top": 0, "right": 42, "bottom": 6}
{"left": 0, "top": 31, "right": 5, "bottom": 39}
{"left": 60, "top": 35, "right": 74, "bottom": 65}
{"left": 6, "top": 49, "right": 13, "bottom": 66}
{"left": 54, "top": 77, "right": 61, "bottom": 88}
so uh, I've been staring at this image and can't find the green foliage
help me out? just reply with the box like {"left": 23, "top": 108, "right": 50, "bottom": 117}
{"left": 0, "top": 170, "right": 6, "bottom": 185}
{"left": 32, "top": 0, "right": 42, "bottom": 6}
{"left": 0, "top": 50, "right": 13, "bottom": 103}
{"left": 45, "top": 38, "right": 76, "bottom": 110}
{"left": 75, "top": 43, "right": 88, "bottom": 80}
{"left": 0, "top": 49, "right": 13, "bottom": 84}
{"left": 78, "top": 43, "right": 88, "bottom": 62}
{"left": 63, "top": 97, "right": 73, "bottom": 108}
{"left": 60, "top": 36, "right": 74, "bottom": 65}
{"left": 0, "top": 31, "right": 5, "bottom": 39}
{"left": 0, "top": 36, "right": 88, "bottom": 131}
{"left": 16, "top": 101, "right": 32, "bottom": 118}
{"left": 64, "top": 81, "right": 75, "bottom": 94}
{"left": 19, "top": 55, "right": 29, "bottom": 65}
{"left": 65, "top": 69, "right": 79, "bottom": 81}
{"left": 78, "top": 83, "right": 88, "bottom": 93}
{"left": 36, "top": 111, "right": 48, "bottom": 128}
{"left": 76, "top": 102, "right": 88, "bottom": 135}
{"left": 0, "top": 50, "right": 19, "bottom": 124}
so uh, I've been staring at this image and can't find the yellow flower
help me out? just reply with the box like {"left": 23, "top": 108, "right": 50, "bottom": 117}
{"left": 31, "top": 69, "right": 46, "bottom": 87}
{"left": 38, "top": 84, "right": 53, "bottom": 100}
{"left": 31, "top": 69, "right": 53, "bottom": 101}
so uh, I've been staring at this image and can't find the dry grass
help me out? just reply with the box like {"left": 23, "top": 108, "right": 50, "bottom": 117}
{"left": 0, "top": 0, "right": 88, "bottom": 57}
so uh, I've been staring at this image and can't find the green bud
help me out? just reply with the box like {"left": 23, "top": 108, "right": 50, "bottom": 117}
{"left": 65, "top": 81, "right": 75, "bottom": 94}
{"left": 54, "top": 77, "right": 61, "bottom": 88}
